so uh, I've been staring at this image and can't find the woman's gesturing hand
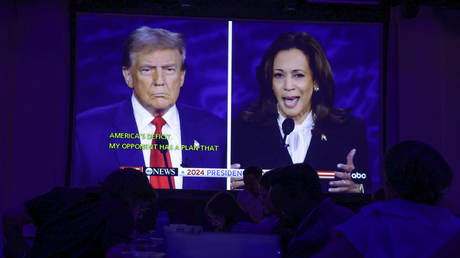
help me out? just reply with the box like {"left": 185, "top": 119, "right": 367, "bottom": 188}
{"left": 328, "top": 149, "right": 363, "bottom": 193}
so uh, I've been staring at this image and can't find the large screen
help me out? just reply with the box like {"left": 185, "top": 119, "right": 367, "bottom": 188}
{"left": 72, "top": 13, "right": 382, "bottom": 193}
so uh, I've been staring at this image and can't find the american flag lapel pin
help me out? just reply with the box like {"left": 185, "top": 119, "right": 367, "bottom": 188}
{"left": 321, "top": 134, "right": 327, "bottom": 141}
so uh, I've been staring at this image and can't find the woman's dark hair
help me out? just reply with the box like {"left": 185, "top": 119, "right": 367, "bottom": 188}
{"left": 384, "top": 141, "right": 452, "bottom": 205}
{"left": 205, "top": 191, "right": 246, "bottom": 232}
{"left": 242, "top": 32, "right": 346, "bottom": 131}
{"left": 100, "top": 168, "right": 157, "bottom": 208}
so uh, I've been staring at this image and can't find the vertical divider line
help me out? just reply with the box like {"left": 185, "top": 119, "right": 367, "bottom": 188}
{"left": 226, "top": 21, "right": 233, "bottom": 190}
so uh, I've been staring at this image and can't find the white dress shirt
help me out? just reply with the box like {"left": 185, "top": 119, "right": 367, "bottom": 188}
{"left": 132, "top": 94, "right": 183, "bottom": 189}
{"left": 277, "top": 110, "right": 314, "bottom": 164}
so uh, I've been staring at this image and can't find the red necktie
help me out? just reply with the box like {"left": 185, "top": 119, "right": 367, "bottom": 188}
{"left": 149, "top": 116, "right": 175, "bottom": 189}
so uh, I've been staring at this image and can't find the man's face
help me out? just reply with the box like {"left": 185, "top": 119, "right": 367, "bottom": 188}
{"left": 122, "top": 48, "right": 185, "bottom": 116}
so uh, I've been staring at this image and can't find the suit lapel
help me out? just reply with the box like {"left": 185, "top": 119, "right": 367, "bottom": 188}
{"left": 304, "top": 132, "right": 321, "bottom": 164}
{"left": 177, "top": 106, "right": 203, "bottom": 188}
{"left": 113, "top": 99, "right": 144, "bottom": 167}
{"left": 178, "top": 105, "right": 197, "bottom": 168}
{"left": 267, "top": 124, "right": 292, "bottom": 167}
{"left": 304, "top": 130, "right": 333, "bottom": 170}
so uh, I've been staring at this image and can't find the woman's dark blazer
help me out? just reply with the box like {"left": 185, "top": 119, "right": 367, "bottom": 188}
{"left": 231, "top": 114, "right": 370, "bottom": 192}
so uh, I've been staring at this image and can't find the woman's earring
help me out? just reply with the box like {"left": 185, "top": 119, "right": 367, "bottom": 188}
{"left": 314, "top": 85, "right": 320, "bottom": 92}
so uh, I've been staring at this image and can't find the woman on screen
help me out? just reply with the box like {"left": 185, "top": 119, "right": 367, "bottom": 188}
{"left": 231, "top": 32, "right": 369, "bottom": 193}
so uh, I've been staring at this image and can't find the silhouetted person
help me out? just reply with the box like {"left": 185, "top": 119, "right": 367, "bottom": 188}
{"left": 2, "top": 168, "right": 156, "bottom": 257}
{"left": 252, "top": 168, "right": 281, "bottom": 234}
{"left": 205, "top": 191, "right": 254, "bottom": 233}
{"left": 270, "top": 163, "right": 354, "bottom": 257}
{"left": 237, "top": 166, "right": 264, "bottom": 223}
{"left": 315, "top": 141, "right": 460, "bottom": 258}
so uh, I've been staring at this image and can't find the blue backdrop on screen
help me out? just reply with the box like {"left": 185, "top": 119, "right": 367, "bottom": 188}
{"left": 76, "top": 14, "right": 228, "bottom": 119}
{"left": 232, "top": 21, "right": 381, "bottom": 190}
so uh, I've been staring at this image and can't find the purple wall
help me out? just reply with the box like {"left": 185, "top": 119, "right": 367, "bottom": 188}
{"left": 1, "top": 1, "right": 459, "bottom": 220}
{"left": 0, "top": 0, "right": 17, "bottom": 222}
{"left": 0, "top": 0, "right": 70, "bottom": 216}
{"left": 387, "top": 6, "right": 460, "bottom": 213}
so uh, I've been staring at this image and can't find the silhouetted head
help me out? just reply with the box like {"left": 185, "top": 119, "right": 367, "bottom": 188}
{"left": 205, "top": 191, "right": 245, "bottom": 232}
{"left": 243, "top": 166, "right": 263, "bottom": 196}
{"left": 384, "top": 141, "right": 452, "bottom": 205}
{"left": 259, "top": 168, "right": 282, "bottom": 215}
{"left": 101, "top": 168, "right": 157, "bottom": 220}
{"left": 270, "top": 163, "right": 322, "bottom": 226}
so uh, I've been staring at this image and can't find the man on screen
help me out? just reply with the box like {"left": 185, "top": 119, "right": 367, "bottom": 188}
{"left": 72, "top": 26, "right": 226, "bottom": 190}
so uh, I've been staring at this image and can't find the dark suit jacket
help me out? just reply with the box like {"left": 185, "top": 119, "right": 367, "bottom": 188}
{"left": 231, "top": 114, "right": 370, "bottom": 192}
{"left": 72, "top": 98, "right": 227, "bottom": 190}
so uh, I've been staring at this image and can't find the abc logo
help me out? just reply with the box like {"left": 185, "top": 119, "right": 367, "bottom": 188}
{"left": 145, "top": 168, "right": 153, "bottom": 176}
{"left": 351, "top": 172, "right": 367, "bottom": 179}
